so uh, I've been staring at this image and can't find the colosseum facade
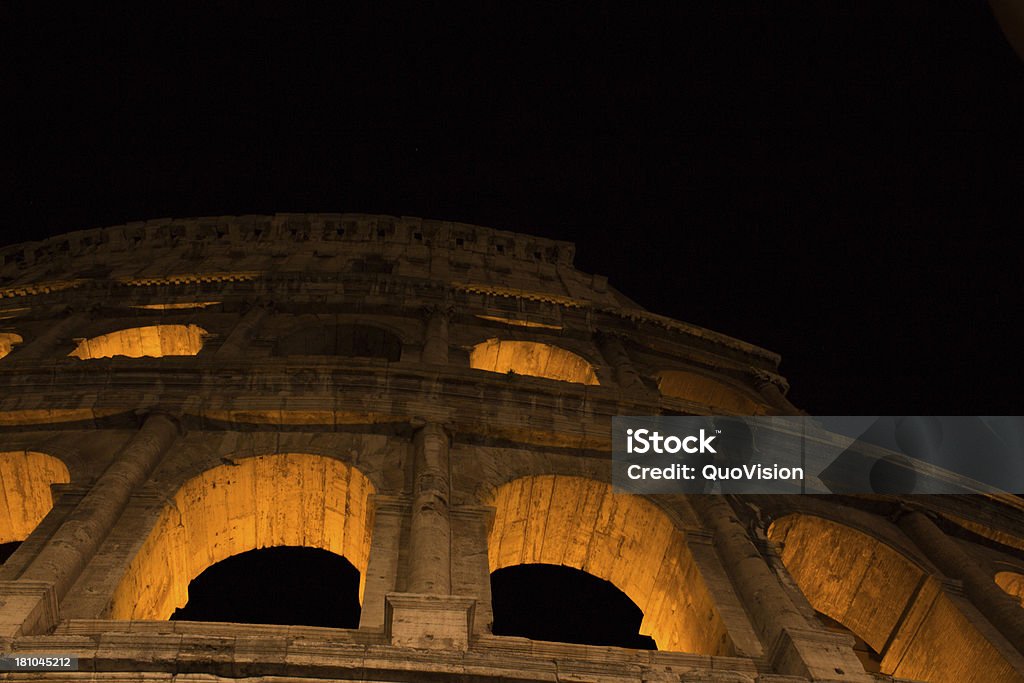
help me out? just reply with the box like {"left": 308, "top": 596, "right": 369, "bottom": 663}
{"left": 0, "top": 213, "right": 1022, "bottom": 682}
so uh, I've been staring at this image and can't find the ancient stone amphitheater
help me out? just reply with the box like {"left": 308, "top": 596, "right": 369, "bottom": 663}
{"left": 0, "top": 214, "right": 1022, "bottom": 682}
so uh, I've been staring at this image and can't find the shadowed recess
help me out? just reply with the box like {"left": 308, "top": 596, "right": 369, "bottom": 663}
{"left": 69, "top": 324, "right": 207, "bottom": 359}
{"left": 486, "top": 474, "right": 732, "bottom": 655}
{"left": 170, "top": 546, "right": 361, "bottom": 628}
{"left": 769, "top": 513, "right": 1022, "bottom": 681}
{"left": 0, "top": 451, "right": 70, "bottom": 544}
{"left": 470, "top": 339, "right": 599, "bottom": 385}
{"left": 275, "top": 323, "right": 401, "bottom": 360}
{"left": 110, "top": 453, "right": 375, "bottom": 620}
{"left": 491, "top": 564, "right": 656, "bottom": 649}
{"left": 0, "top": 541, "right": 21, "bottom": 564}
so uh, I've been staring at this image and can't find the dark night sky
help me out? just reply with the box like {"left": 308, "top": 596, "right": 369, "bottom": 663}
{"left": 5, "top": 2, "right": 1023, "bottom": 415}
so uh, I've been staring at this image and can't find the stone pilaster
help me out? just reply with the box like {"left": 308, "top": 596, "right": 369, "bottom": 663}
{"left": 358, "top": 495, "right": 409, "bottom": 631}
{"left": 384, "top": 421, "right": 475, "bottom": 650}
{"left": 692, "top": 495, "right": 870, "bottom": 681}
{"left": 450, "top": 505, "right": 495, "bottom": 634}
{"left": 596, "top": 332, "right": 646, "bottom": 392}
{"left": 14, "top": 308, "right": 87, "bottom": 360}
{"left": 215, "top": 302, "right": 270, "bottom": 359}
{"left": 898, "top": 509, "right": 1024, "bottom": 655}
{"left": 0, "top": 412, "right": 180, "bottom": 639}
{"left": 407, "top": 422, "right": 452, "bottom": 595}
{"left": 421, "top": 305, "right": 451, "bottom": 365}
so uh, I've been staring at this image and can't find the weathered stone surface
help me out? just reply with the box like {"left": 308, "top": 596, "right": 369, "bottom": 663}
{"left": 0, "top": 213, "right": 1021, "bottom": 682}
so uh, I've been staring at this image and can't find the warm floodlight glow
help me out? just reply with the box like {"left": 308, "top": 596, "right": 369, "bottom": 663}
{"left": 475, "top": 314, "right": 563, "bottom": 330}
{"left": 69, "top": 324, "right": 207, "bottom": 359}
{"left": 487, "top": 475, "right": 731, "bottom": 654}
{"left": 0, "top": 308, "right": 29, "bottom": 321}
{"left": 0, "top": 451, "right": 70, "bottom": 544}
{"left": 470, "top": 339, "right": 599, "bottom": 385}
{"left": 768, "top": 514, "right": 1020, "bottom": 680}
{"left": 110, "top": 453, "right": 375, "bottom": 621}
{"left": 995, "top": 571, "right": 1024, "bottom": 608}
{"left": 657, "top": 369, "right": 763, "bottom": 414}
{"left": 0, "top": 332, "right": 23, "bottom": 360}
{"left": 131, "top": 302, "right": 221, "bottom": 310}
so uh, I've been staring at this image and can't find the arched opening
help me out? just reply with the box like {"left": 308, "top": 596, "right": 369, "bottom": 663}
{"left": 491, "top": 564, "right": 656, "bottom": 649}
{"left": 0, "top": 451, "right": 70, "bottom": 545}
{"left": 487, "top": 475, "right": 732, "bottom": 654}
{"left": 0, "top": 541, "right": 21, "bottom": 564}
{"left": 0, "top": 332, "right": 22, "bottom": 360}
{"left": 995, "top": 571, "right": 1024, "bottom": 608}
{"left": 470, "top": 339, "right": 599, "bottom": 385}
{"left": 768, "top": 513, "right": 1022, "bottom": 682}
{"left": 656, "top": 369, "right": 763, "bottom": 414}
{"left": 69, "top": 324, "right": 207, "bottom": 359}
{"left": 169, "top": 546, "right": 361, "bottom": 628}
{"left": 111, "top": 453, "right": 375, "bottom": 622}
{"left": 275, "top": 324, "right": 402, "bottom": 361}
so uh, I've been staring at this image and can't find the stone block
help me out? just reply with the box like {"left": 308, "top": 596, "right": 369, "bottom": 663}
{"left": 385, "top": 592, "right": 475, "bottom": 650}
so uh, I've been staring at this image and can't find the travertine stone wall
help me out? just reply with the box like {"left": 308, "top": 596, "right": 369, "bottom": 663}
{"left": 0, "top": 214, "right": 1022, "bottom": 682}
{"left": 0, "top": 452, "right": 69, "bottom": 543}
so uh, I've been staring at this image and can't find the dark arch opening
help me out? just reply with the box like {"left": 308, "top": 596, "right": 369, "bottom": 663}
{"left": 169, "top": 546, "right": 361, "bottom": 628}
{"left": 275, "top": 324, "right": 401, "bottom": 361}
{"left": 490, "top": 564, "right": 656, "bottom": 650}
{"left": 0, "top": 541, "right": 21, "bottom": 564}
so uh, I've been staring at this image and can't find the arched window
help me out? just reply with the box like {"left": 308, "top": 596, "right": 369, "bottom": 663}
{"left": 110, "top": 454, "right": 375, "bottom": 622}
{"left": 491, "top": 564, "right": 655, "bottom": 649}
{"left": 275, "top": 324, "right": 402, "bottom": 361}
{"left": 69, "top": 324, "right": 207, "bottom": 359}
{"left": 470, "top": 339, "right": 599, "bottom": 385}
{"left": 487, "top": 475, "right": 732, "bottom": 654}
{"left": 0, "top": 332, "right": 22, "bottom": 360}
{"left": 995, "top": 571, "right": 1024, "bottom": 608}
{"left": 769, "top": 514, "right": 1021, "bottom": 680}
{"left": 0, "top": 451, "right": 70, "bottom": 560}
{"left": 169, "top": 546, "right": 362, "bottom": 628}
{"left": 656, "top": 369, "right": 763, "bottom": 414}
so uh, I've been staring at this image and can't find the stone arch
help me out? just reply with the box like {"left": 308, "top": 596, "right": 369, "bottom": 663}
{"left": 469, "top": 339, "right": 599, "bottom": 385}
{"left": 275, "top": 323, "right": 402, "bottom": 360}
{"left": 656, "top": 369, "right": 764, "bottom": 414}
{"left": 110, "top": 453, "right": 376, "bottom": 621}
{"left": 0, "top": 450, "right": 71, "bottom": 544}
{"left": 69, "top": 324, "right": 208, "bottom": 359}
{"left": 995, "top": 571, "right": 1024, "bottom": 608}
{"left": 486, "top": 474, "right": 732, "bottom": 654}
{"left": 769, "top": 513, "right": 1022, "bottom": 681}
{"left": 0, "top": 332, "right": 23, "bottom": 360}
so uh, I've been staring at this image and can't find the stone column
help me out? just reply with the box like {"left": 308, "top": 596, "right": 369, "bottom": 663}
{"left": 384, "top": 421, "right": 475, "bottom": 650}
{"left": 0, "top": 413, "right": 179, "bottom": 640}
{"left": 898, "top": 509, "right": 1024, "bottom": 655}
{"left": 421, "top": 305, "right": 450, "bottom": 365}
{"left": 692, "top": 495, "right": 871, "bottom": 681}
{"left": 215, "top": 302, "right": 270, "bottom": 359}
{"left": 14, "top": 308, "right": 87, "bottom": 361}
{"left": 407, "top": 422, "right": 452, "bottom": 594}
{"left": 596, "top": 332, "right": 645, "bottom": 391}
